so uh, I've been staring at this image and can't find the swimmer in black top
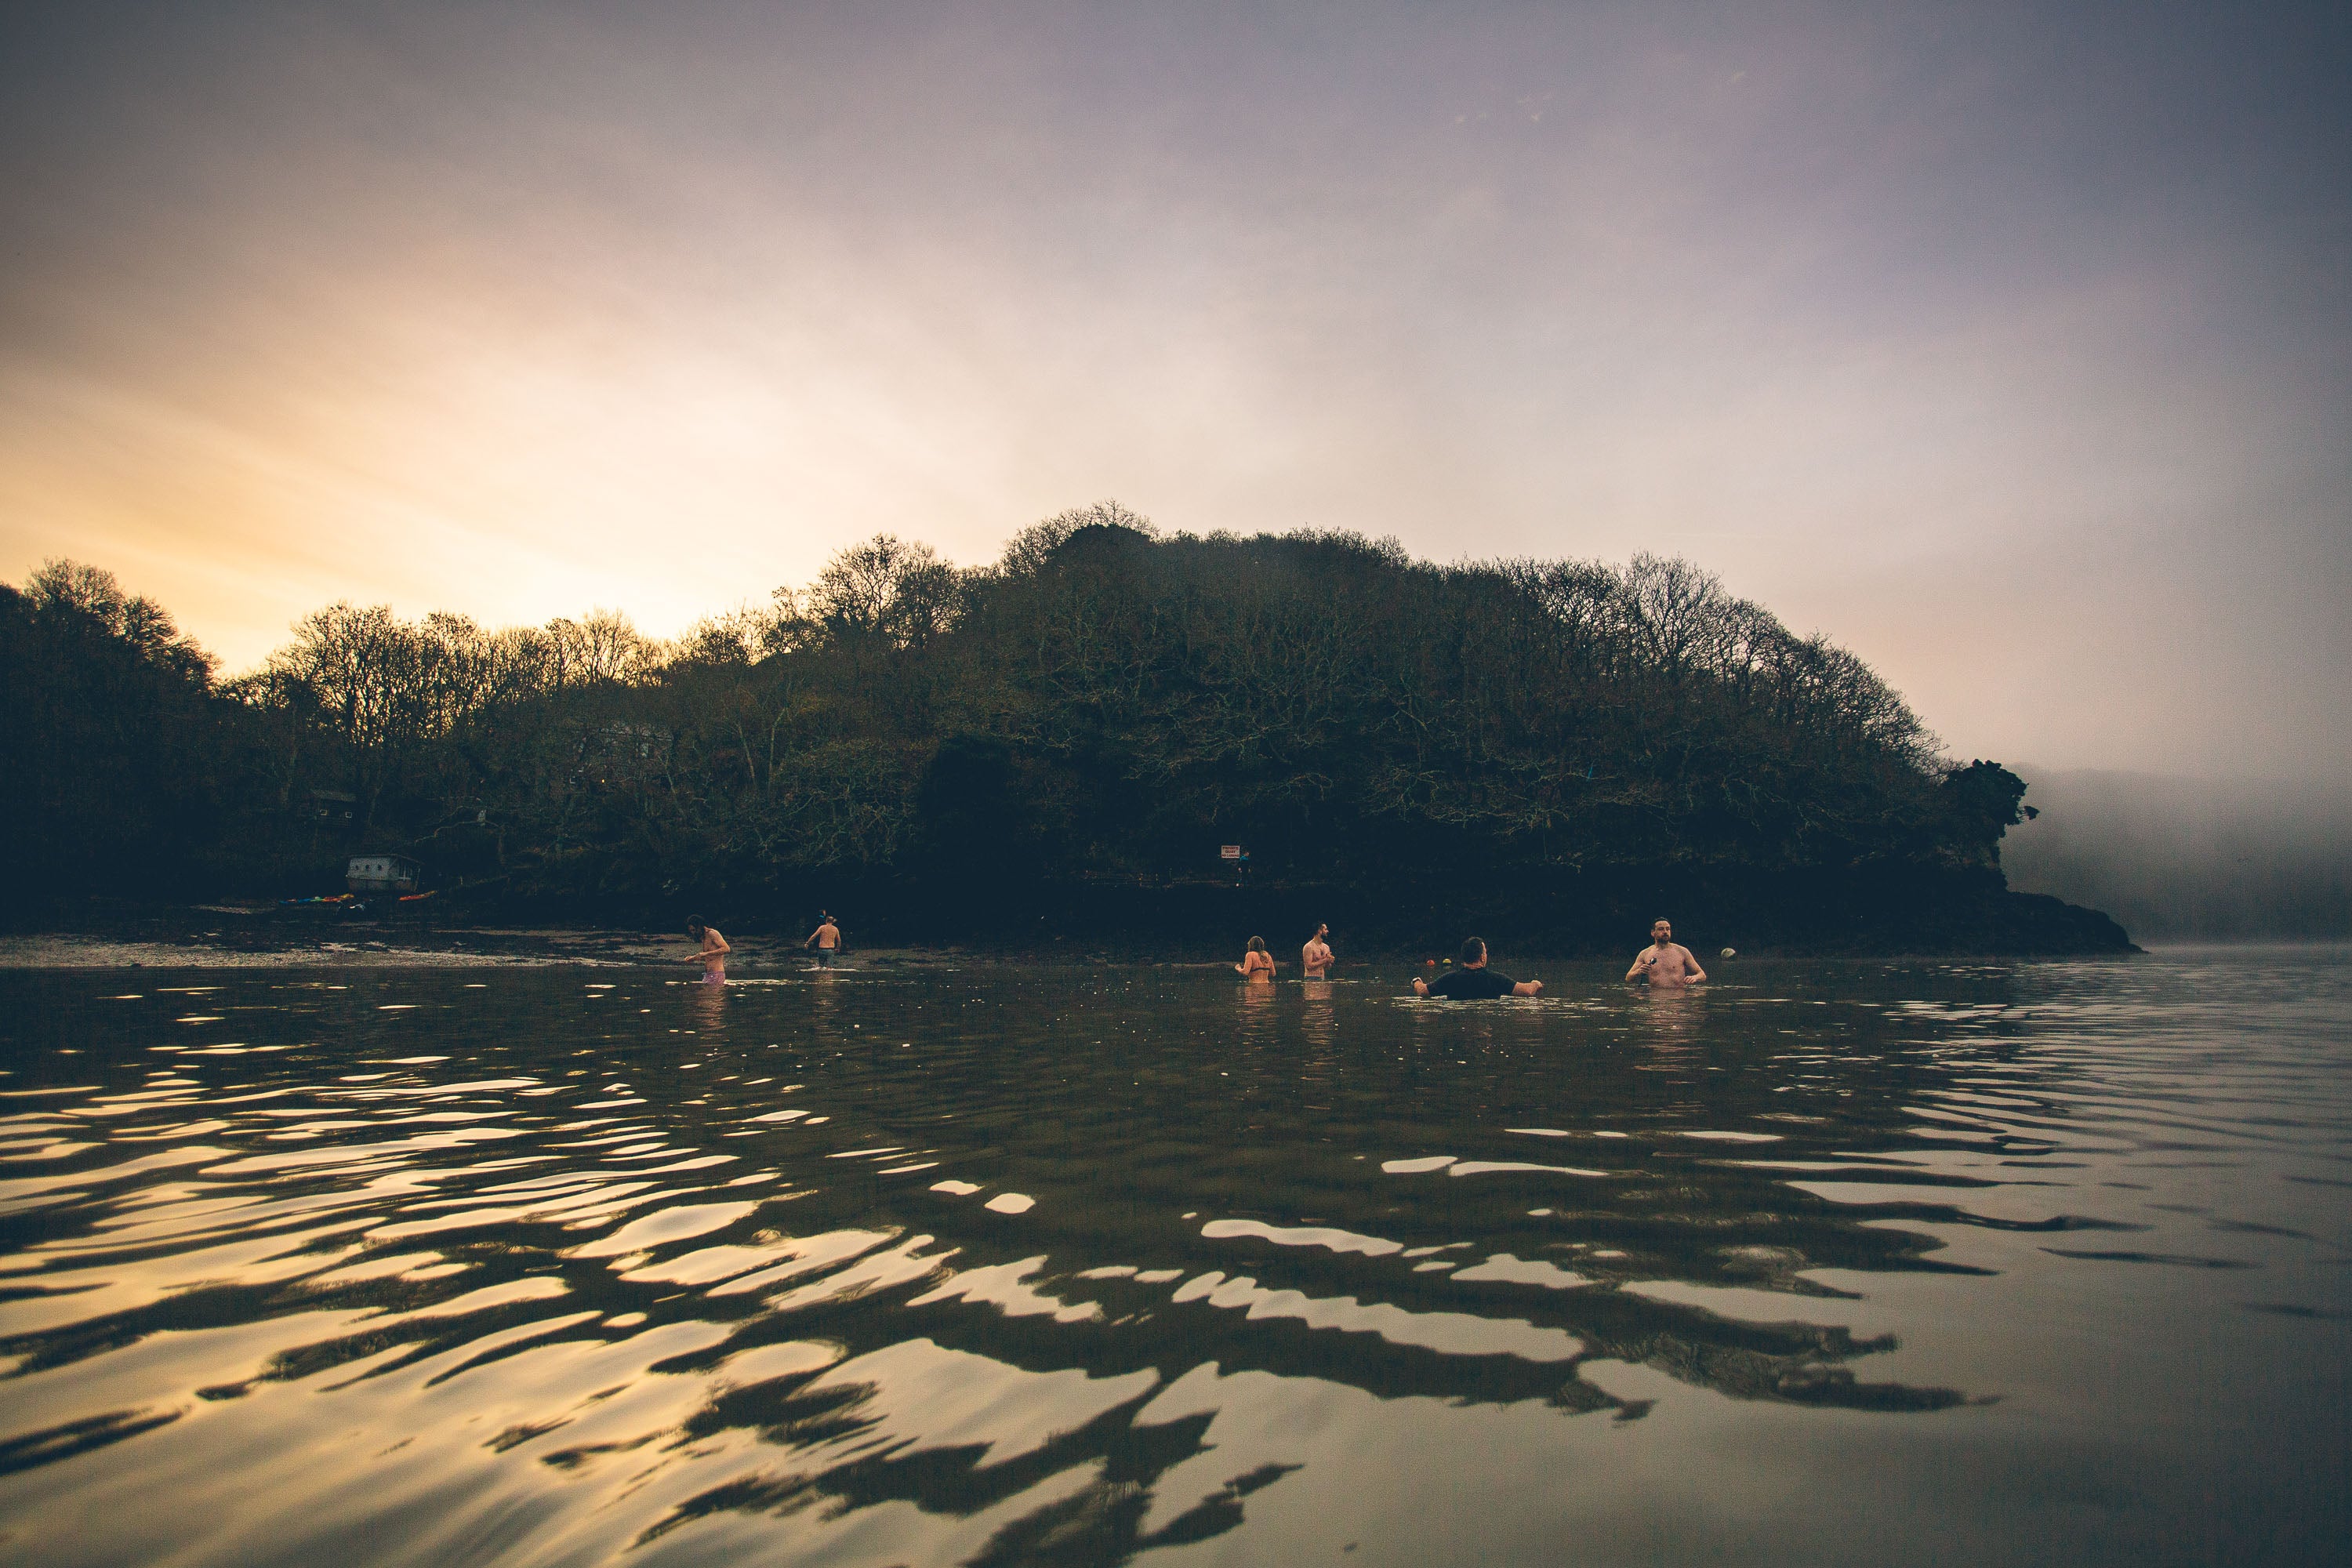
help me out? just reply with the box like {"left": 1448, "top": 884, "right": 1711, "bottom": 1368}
{"left": 1413, "top": 937, "right": 1544, "bottom": 998}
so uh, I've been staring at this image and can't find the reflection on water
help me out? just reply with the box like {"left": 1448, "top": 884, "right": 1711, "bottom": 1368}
{"left": 1, "top": 954, "right": 2347, "bottom": 1566}
{"left": 688, "top": 975, "right": 730, "bottom": 1036}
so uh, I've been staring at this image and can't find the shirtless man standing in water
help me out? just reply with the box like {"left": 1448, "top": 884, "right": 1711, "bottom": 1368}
{"left": 1301, "top": 924, "right": 1334, "bottom": 978}
{"left": 1627, "top": 920, "right": 1706, "bottom": 988}
{"left": 686, "top": 920, "right": 731, "bottom": 982}
{"left": 804, "top": 913, "right": 841, "bottom": 968}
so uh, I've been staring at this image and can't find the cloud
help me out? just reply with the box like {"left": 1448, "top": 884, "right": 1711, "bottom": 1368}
{"left": 0, "top": 2, "right": 2343, "bottom": 779}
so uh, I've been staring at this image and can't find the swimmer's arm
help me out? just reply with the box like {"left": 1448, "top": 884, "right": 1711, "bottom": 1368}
{"left": 710, "top": 934, "right": 731, "bottom": 955}
{"left": 1679, "top": 946, "right": 1703, "bottom": 982}
{"left": 1625, "top": 951, "right": 1653, "bottom": 982}
{"left": 1412, "top": 976, "right": 1432, "bottom": 996}
{"left": 1512, "top": 979, "right": 1543, "bottom": 996}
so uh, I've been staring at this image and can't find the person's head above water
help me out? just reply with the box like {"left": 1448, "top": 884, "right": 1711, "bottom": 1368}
{"left": 1459, "top": 938, "right": 1487, "bottom": 967}
{"left": 1247, "top": 936, "right": 1266, "bottom": 953}
{"left": 686, "top": 920, "right": 706, "bottom": 937}
{"left": 1651, "top": 920, "right": 1672, "bottom": 944}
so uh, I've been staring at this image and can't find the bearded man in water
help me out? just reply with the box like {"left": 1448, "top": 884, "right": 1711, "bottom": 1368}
{"left": 686, "top": 920, "right": 731, "bottom": 982}
{"left": 1301, "top": 924, "right": 1334, "bottom": 978}
{"left": 1627, "top": 920, "right": 1707, "bottom": 987}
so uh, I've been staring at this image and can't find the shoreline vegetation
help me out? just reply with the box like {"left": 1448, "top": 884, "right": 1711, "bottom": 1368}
{"left": 4, "top": 502, "right": 2131, "bottom": 955}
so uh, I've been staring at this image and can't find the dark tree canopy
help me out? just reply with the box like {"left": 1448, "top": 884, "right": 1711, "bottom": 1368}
{"left": 5, "top": 513, "right": 2096, "bottom": 949}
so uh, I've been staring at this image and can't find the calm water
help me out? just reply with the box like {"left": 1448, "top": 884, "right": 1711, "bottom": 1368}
{"left": 0, "top": 951, "right": 2346, "bottom": 1566}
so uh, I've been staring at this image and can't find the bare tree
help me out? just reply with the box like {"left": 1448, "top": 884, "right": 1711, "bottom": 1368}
{"left": 25, "top": 560, "right": 214, "bottom": 680}
{"left": 996, "top": 499, "right": 1156, "bottom": 579}
{"left": 809, "top": 535, "right": 969, "bottom": 652}
{"left": 545, "top": 608, "right": 655, "bottom": 688}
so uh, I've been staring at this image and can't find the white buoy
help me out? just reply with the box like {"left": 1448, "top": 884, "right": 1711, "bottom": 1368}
{"left": 1719, "top": 947, "right": 1737, "bottom": 958}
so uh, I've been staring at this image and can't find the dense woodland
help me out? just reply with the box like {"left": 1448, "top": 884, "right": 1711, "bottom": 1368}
{"left": 1, "top": 504, "right": 2124, "bottom": 951}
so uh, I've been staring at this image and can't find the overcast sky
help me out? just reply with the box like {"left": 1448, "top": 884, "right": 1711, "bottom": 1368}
{"left": 3, "top": 2, "right": 2345, "bottom": 781}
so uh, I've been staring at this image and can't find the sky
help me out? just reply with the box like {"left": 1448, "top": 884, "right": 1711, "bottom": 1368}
{"left": 2, "top": 1, "right": 2346, "bottom": 782}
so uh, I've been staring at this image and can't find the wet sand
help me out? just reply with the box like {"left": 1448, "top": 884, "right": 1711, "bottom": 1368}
{"left": 0, "top": 908, "right": 954, "bottom": 971}
{"left": 0, "top": 903, "right": 1253, "bottom": 971}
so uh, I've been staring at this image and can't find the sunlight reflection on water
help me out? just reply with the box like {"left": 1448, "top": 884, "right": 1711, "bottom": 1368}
{"left": 0, "top": 953, "right": 2346, "bottom": 1566}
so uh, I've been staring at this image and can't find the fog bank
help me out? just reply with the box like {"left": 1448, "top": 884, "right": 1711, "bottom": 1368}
{"left": 2003, "top": 769, "right": 2352, "bottom": 941}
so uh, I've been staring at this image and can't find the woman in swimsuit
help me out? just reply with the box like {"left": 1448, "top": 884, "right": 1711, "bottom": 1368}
{"left": 1234, "top": 935, "right": 1276, "bottom": 982}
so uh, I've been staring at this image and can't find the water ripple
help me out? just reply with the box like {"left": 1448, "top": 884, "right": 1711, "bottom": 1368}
{"left": 0, "top": 953, "right": 2344, "bottom": 1564}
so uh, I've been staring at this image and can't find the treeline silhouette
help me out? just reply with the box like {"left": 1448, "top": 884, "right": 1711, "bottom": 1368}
{"left": 2, "top": 505, "right": 2126, "bottom": 950}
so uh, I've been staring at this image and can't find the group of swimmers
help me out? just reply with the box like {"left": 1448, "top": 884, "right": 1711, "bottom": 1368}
{"left": 683, "top": 913, "right": 841, "bottom": 982}
{"left": 1239, "top": 918, "right": 1710, "bottom": 996}
{"left": 1235, "top": 922, "right": 1338, "bottom": 981}
{"left": 683, "top": 912, "right": 1709, "bottom": 995}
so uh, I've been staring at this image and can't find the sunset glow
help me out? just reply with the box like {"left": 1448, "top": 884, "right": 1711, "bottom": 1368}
{"left": 4, "top": 3, "right": 2345, "bottom": 777}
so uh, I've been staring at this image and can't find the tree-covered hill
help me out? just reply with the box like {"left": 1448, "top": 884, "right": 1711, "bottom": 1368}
{"left": 2, "top": 505, "right": 2128, "bottom": 953}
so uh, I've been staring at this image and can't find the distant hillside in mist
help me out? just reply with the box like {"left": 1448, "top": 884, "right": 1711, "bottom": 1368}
{"left": 2003, "top": 769, "right": 2352, "bottom": 940}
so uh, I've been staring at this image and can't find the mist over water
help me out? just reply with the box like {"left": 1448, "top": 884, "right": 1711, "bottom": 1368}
{"left": 0, "top": 956, "right": 2346, "bottom": 1566}
{"left": 2004, "top": 769, "right": 2352, "bottom": 940}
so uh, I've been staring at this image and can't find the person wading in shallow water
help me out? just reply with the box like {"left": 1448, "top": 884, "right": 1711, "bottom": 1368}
{"left": 804, "top": 912, "right": 841, "bottom": 968}
{"left": 686, "top": 920, "right": 731, "bottom": 982}
{"left": 1301, "top": 924, "right": 1334, "bottom": 978}
{"left": 1627, "top": 919, "right": 1708, "bottom": 987}
{"left": 1414, "top": 937, "right": 1544, "bottom": 998}
{"left": 1235, "top": 936, "right": 1277, "bottom": 982}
